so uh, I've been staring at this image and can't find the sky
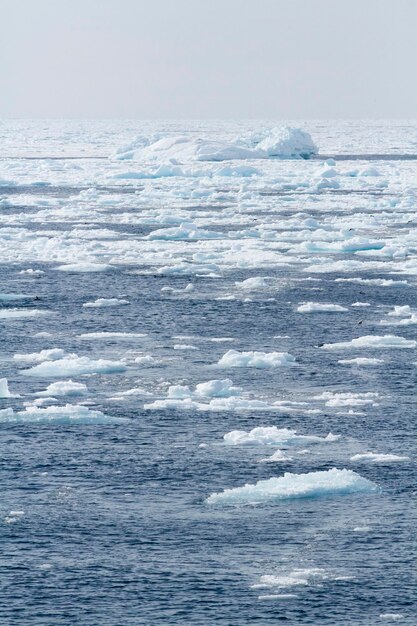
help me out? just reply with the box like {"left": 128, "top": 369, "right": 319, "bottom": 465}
{"left": 1, "top": 0, "right": 417, "bottom": 119}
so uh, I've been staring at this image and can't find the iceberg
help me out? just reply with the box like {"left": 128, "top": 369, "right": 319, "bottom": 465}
{"left": 206, "top": 468, "right": 378, "bottom": 505}
{"left": 113, "top": 127, "right": 318, "bottom": 163}
{"left": 223, "top": 427, "right": 338, "bottom": 446}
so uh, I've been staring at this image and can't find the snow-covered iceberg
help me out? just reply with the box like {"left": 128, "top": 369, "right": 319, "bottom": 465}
{"left": 113, "top": 127, "right": 318, "bottom": 163}
{"left": 217, "top": 350, "right": 296, "bottom": 368}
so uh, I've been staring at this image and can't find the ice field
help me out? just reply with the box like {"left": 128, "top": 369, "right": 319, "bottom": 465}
{"left": 0, "top": 119, "right": 416, "bottom": 625}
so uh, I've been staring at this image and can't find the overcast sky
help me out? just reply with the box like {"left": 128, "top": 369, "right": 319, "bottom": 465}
{"left": 1, "top": 0, "right": 417, "bottom": 119}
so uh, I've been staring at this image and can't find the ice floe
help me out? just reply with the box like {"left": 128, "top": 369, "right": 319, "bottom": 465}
{"left": 322, "top": 335, "right": 416, "bottom": 350}
{"left": 83, "top": 298, "right": 130, "bottom": 308}
{"left": 22, "top": 355, "right": 127, "bottom": 377}
{"left": 0, "top": 404, "right": 121, "bottom": 424}
{"left": 297, "top": 302, "right": 348, "bottom": 313}
{"left": 217, "top": 350, "right": 296, "bottom": 368}
{"left": 222, "top": 426, "right": 339, "bottom": 446}
{"left": 36, "top": 380, "right": 88, "bottom": 397}
{"left": 206, "top": 468, "right": 379, "bottom": 505}
{"left": 351, "top": 452, "right": 409, "bottom": 463}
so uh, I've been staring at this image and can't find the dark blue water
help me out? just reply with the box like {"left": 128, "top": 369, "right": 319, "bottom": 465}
{"left": 0, "top": 258, "right": 416, "bottom": 625}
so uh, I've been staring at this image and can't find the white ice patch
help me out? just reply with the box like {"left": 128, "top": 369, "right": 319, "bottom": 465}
{"left": 322, "top": 335, "right": 416, "bottom": 350}
{"left": 22, "top": 355, "right": 127, "bottom": 377}
{"left": 223, "top": 426, "right": 338, "bottom": 446}
{"left": 252, "top": 567, "right": 350, "bottom": 591}
{"left": 36, "top": 380, "right": 88, "bottom": 397}
{"left": 314, "top": 391, "right": 379, "bottom": 407}
{"left": 14, "top": 348, "right": 67, "bottom": 363}
{"left": 0, "top": 309, "right": 48, "bottom": 320}
{"left": 83, "top": 298, "right": 130, "bottom": 308}
{"left": 0, "top": 404, "right": 121, "bottom": 424}
{"left": 54, "top": 263, "right": 113, "bottom": 272}
{"left": 338, "top": 357, "right": 384, "bottom": 366}
{"left": 0, "top": 378, "right": 14, "bottom": 398}
{"left": 297, "top": 302, "right": 348, "bottom": 313}
{"left": 206, "top": 468, "right": 378, "bottom": 505}
{"left": 78, "top": 332, "right": 147, "bottom": 339}
{"left": 351, "top": 452, "right": 409, "bottom": 463}
{"left": 217, "top": 350, "right": 296, "bottom": 368}
{"left": 235, "top": 277, "right": 274, "bottom": 290}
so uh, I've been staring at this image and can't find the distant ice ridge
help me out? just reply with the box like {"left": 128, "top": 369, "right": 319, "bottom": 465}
{"left": 217, "top": 350, "right": 296, "bottom": 368}
{"left": 113, "top": 127, "right": 318, "bottom": 162}
{"left": 322, "top": 335, "right": 416, "bottom": 350}
{"left": 0, "top": 404, "right": 121, "bottom": 424}
{"left": 22, "top": 355, "right": 126, "bottom": 377}
{"left": 223, "top": 427, "right": 339, "bottom": 446}
{"left": 206, "top": 468, "right": 378, "bottom": 505}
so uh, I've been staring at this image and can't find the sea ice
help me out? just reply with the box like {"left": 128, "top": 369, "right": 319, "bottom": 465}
{"left": 206, "top": 468, "right": 378, "bottom": 505}
{"left": 297, "top": 302, "right": 348, "bottom": 313}
{"left": 36, "top": 380, "right": 88, "bottom": 397}
{"left": 223, "top": 426, "right": 338, "bottom": 446}
{"left": 322, "top": 335, "right": 416, "bottom": 350}
{"left": 22, "top": 355, "right": 127, "bottom": 377}
{"left": 0, "top": 404, "right": 121, "bottom": 424}
{"left": 83, "top": 298, "right": 130, "bottom": 308}
{"left": 217, "top": 350, "right": 296, "bottom": 368}
{"left": 351, "top": 452, "right": 409, "bottom": 463}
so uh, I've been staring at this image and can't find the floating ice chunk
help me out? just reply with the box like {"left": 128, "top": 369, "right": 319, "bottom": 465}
{"left": 19, "top": 269, "right": 44, "bottom": 276}
{"left": 217, "top": 350, "right": 296, "bottom": 368}
{"left": 338, "top": 357, "right": 384, "bottom": 366}
{"left": 195, "top": 379, "right": 240, "bottom": 398}
{"left": 54, "top": 263, "right": 113, "bottom": 272}
{"left": 322, "top": 335, "right": 416, "bottom": 350}
{"left": 223, "top": 427, "right": 338, "bottom": 446}
{"left": 14, "top": 348, "right": 66, "bottom": 363}
{"left": 297, "top": 302, "right": 348, "bottom": 313}
{"left": 379, "top": 614, "right": 405, "bottom": 621}
{"left": 0, "top": 404, "right": 121, "bottom": 424}
{"left": 252, "top": 567, "right": 348, "bottom": 590}
{"left": 36, "top": 380, "right": 88, "bottom": 397}
{"left": 335, "top": 278, "right": 408, "bottom": 287}
{"left": 388, "top": 305, "right": 412, "bottom": 317}
{"left": 314, "top": 391, "right": 379, "bottom": 407}
{"left": 33, "top": 331, "right": 53, "bottom": 338}
{"left": 173, "top": 344, "right": 198, "bottom": 350}
{"left": 206, "top": 468, "right": 378, "bottom": 505}
{"left": 23, "top": 355, "right": 127, "bottom": 377}
{"left": 0, "top": 378, "right": 13, "bottom": 398}
{"left": 83, "top": 298, "right": 130, "bottom": 308}
{"left": 235, "top": 277, "right": 273, "bottom": 290}
{"left": 260, "top": 449, "right": 293, "bottom": 463}
{"left": 167, "top": 385, "right": 192, "bottom": 399}
{"left": 351, "top": 302, "right": 371, "bottom": 307}
{"left": 0, "top": 309, "right": 48, "bottom": 320}
{"left": 78, "top": 332, "right": 147, "bottom": 339}
{"left": 351, "top": 452, "right": 409, "bottom": 463}
{"left": 134, "top": 355, "right": 157, "bottom": 366}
